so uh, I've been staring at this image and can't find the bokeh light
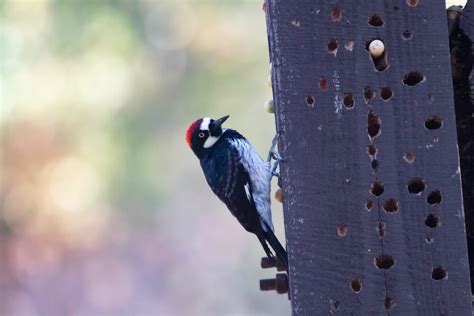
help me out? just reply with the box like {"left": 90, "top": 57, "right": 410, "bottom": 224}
{"left": 0, "top": 0, "right": 287, "bottom": 315}
{"left": 0, "top": 1, "right": 465, "bottom": 315}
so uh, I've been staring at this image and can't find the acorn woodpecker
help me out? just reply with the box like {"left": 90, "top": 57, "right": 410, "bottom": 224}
{"left": 186, "top": 115, "right": 288, "bottom": 269}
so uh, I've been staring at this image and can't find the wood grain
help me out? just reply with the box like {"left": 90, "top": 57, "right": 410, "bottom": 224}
{"left": 265, "top": 1, "right": 472, "bottom": 314}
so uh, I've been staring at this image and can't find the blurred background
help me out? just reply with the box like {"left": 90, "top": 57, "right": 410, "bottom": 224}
{"left": 0, "top": 0, "right": 466, "bottom": 315}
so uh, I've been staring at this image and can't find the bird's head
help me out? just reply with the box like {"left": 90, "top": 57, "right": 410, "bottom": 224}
{"left": 186, "top": 115, "right": 230, "bottom": 158}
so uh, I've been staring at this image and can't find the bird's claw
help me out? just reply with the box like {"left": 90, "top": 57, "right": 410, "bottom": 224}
{"left": 267, "top": 132, "right": 283, "bottom": 182}
{"left": 271, "top": 151, "right": 283, "bottom": 161}
{"left": 271, "top": 159, "right": 281, "bottom": 177}
{"left": 267, "top": 132, "right": 281, "bottom": 162}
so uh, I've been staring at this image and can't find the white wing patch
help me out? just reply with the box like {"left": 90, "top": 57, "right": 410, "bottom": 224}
{"left": 244, "top": 183, "right": 251, "bottom": 201}
{"left": 230, "top": 138, "right": 274, "bottom": 231}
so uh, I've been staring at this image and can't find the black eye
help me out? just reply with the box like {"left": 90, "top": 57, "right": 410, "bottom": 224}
{"left": 198, "top": 132, "right": 205, "bottom": 138}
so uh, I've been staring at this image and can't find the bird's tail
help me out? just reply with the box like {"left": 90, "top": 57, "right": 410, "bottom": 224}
{"left": 261, "top": 223, "right": 288, "bottom": 270}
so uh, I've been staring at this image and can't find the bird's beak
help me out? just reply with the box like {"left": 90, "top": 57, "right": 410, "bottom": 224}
{"left": 214, "top": 115, "right": 230, "bottom": 128}
{"left": 209, "top": 115, "right": 230, "bottom": 136}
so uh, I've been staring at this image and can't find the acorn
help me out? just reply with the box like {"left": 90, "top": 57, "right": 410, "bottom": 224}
{"left": 369, "top": 39, "right": 385, "bottom": 58}
{"left": 275, "top": 188, "right": 283, "bottom": 203}
{"left": 264, "top": 99, "right": 275, "bottom": 113}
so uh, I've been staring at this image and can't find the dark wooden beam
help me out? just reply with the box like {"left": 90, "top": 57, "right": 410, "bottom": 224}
{"left": 265, "top": 1, "right": 472, "bottom": 314}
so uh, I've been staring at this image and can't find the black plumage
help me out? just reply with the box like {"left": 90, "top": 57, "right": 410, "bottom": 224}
{"left": 186, "top": 117, "right": 288, "bottom": 269}
{"left": 201, "top": 131, "right": 265, "bottom": 230}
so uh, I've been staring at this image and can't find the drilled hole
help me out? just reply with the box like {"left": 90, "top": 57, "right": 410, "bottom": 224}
{"left": 403, "top": 152, "right": 415, "bottom": 163}
{"left": 377, "top": 221, "right": 386, "bottom": 238}
{"left": 385, "top": 297, "right": 395, "bottom": 311}
{"left": 327, "top": 39, "right": 338, "bottom": 55}
{"left": 368, "top": 124, "right": 380, "bottom": 137}
{"left": 367, "top": 144, "right": 377, "bottom": 157}
{"left": 368, "top": 111, "right": 381, "bottom": 138}
{"left": 383, "top": 198, "right": 399, "bottom": 213}
{"left": 374, "top": 255, "right": 395, "bottom": 269}
{"left": 306, "top": 95, "right": 315, "bottom": 107}
{"left": 432, "top": 266, "right": 447, "bottom": 280}
{"left": 402, "top": 30, "right": 413, "bottom": 40}
{"left": 380, "top": 87, "right": 393, "bottom": 101}
{"left": 425, "top": 214, "right": 440, "bottom": 228}
{"left": 365, "top": 199, "right": 374, "bottom": 211}
{"left": 331, "top": 7, "right": 342, "bottom": 21}
{"left": 403, "top": 71, "right": 425, "bottom": 86}
{"left": 344, "top": 41, "right": 354, "bottom": 51}
{"left": 337, "top": 224, "right": 348, "bottom": 237}
{"left": 427, "top": 190, "right": 442, "bottom": 205}
{"left": 319, "top": 76, "right": 328, "bottom": 91}
{"left": 364, "top": 86, "right": 375, "bottom": 103}
{"left": 366, "top": 40, "right": 389, "bottom": 71}
{"left": 407, "top": 177, "right": 425, "bottom": 194}
{"left": 406, "top": 0, "right": 419, "bottom": 7}
{"left": 371, "top": 180, "right": 384, "bottom": 197}
{"left": 373, "top": 55, "right": 389, "bottom": 71}
{"left": 368, "top": 15, "right": 384, "bottom": 27}
{"left": 343, "top": 92, "right": 354, "bottom": 109}
{"left": 350, "top": 278, "right": 362, "bottom": 293}
{"left": 426, "top": 235, "right": 434, "bottom": 244}
{"left": 425, "top": 115, "right": 443, "bottom": 130}
{"left": 371, "top": 160, "right": 379, "bottom": 170}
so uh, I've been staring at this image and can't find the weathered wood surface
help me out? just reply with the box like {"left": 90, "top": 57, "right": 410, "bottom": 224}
{"left": 265, "top": 0, "right": 472, "bottom": 314}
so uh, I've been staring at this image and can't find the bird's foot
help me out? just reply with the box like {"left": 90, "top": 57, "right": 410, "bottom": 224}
{"left": 267, "top": 132, "right": 281, "bottom": 162}
{"left": 271, "top": 158, "right": 281, "bottom": 178}
{"left": 267, "top": 132, "right": 284, "bottom": 183}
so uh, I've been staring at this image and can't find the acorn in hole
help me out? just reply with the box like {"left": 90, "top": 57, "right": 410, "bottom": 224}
{"left": 369, "top": 39, "right": 385, "bottom": 58}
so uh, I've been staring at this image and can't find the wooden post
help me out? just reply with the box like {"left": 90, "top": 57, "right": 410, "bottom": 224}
{"left": 265, "top": 1, "right": 472, "bottom": 314}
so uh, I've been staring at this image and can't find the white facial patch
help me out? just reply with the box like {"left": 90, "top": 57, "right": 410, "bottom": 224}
{"left": 203, "top": 135, "right": 220, "bottom": 148}
{"left": 201, "top": 117, "right": 224, "bottom": 148}
{"left": 200, "top": 117, "right": 211, "bottom": 131}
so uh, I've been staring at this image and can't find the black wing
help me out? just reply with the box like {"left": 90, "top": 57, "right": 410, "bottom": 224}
{"left": 200, "top": 136, "right": 288, "bottom": 268}
{"left": 200, "top": 141, "right": 262, "bottom": 234}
